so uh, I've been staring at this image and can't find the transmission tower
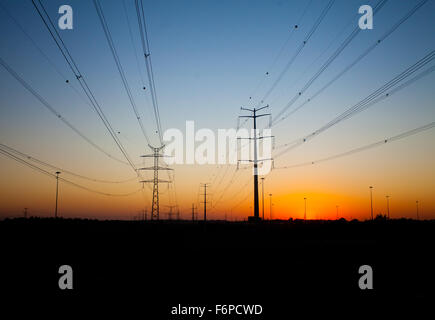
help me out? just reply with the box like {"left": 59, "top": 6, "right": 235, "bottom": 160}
{"left": 200, "top": 183, "right": 210, "bottom": 222}
{"left": 238, "top": 105, "right": 273, "bottom": 221}
{"left": 191, "top": 203, "right": 198, "bottom": 221}
{"left": 139, "top": 145, "right": 172, "bottom": 220}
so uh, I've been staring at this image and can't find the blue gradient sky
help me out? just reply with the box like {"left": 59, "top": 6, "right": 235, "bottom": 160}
{"left": 0, "top": 0, "right": 434, "bottom": 220}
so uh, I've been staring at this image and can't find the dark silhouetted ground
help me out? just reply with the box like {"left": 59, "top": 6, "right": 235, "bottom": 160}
{"left": 1, "top": 217, "right": 433, "bottom": 315}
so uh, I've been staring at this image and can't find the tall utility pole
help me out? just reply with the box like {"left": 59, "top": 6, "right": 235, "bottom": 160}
{"left": 55, "top": 171, "right": 61, "bottom": 218}
{"left": 386, "top": 195, "right": 390, "bottom": 219}
{"left": 336, "top": 205, "right": 339, "bottom": 220}
{"left": 269, "top": 193, "right": 272, "bottom": 220}
{"left": 201, "top": 183, "right": 210, "bottom": 222}
{"left": 304, "top": 197, "right": 307, "bottom": 221}
{"left": 261, "top": 177, "right": 265, "bottom": 221}
{"left": 416, "top": 200, "right": 419, "bottom": 220}
{"left": 139, "top": 145, "right": 172, "bottom": 220}
{"left": 238, "top": 105, "right": 272, "bottom": 221}
{"left": 23, "top": 208, "right": 28, "bottom": 219}
{"left": 369, "top": 186, "right": 374, "bottom": 220}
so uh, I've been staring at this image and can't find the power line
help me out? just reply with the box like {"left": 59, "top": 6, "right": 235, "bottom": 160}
{"left": 268, "top": 0, "right": 375, "bottom": 108}
{"left": 93, "top": 0, "right": 151, "bottom": 146}
{"left": 122, "top": 0, "right": 148, "bottom": 90}
{"left": 31, "top": 0, "right": 139, "bottom": 173}
{"left": 230, "top": 177, "right": 253, "bottom": 211}
{"left": 209, "top": 166, "right": 239, "bottom": 212}
{"left": 211, "top": 165, "right": 232, "bottom": 200}
{"left": 213, "top": 167, "right": 254, "bottom": 213}
{"left": 32, "top": 0, "right": 81, "bottom": 77}
{"left": 135, "top": 0, "right": 163, "bottom": 144}
{"left": 257, "top": 0, "right": 335, "bottom": 107}
{"left": 309, "top": 54, "right": 435, "bottom": 137}
{"left": 209, "top": 165, "right": 222, "bottom": 187}
{"left": 0, "top": 2, "right": 143, "bottom": 168}
{"left": 121, "top": 0, "right": 158, "bottom": 144}
{"left": 274, "top": 121, "right": 435, "bottom": 169}
{"left": 274, "top": 0, "right": 429, "bottom": 125}
{"left": 274, "top": 50, "right": 435, "bottom": 158}
{"left": 0, "top": 147, "right": 141, "bottom": 197}
{"left": 0, "top": 56, "right": 132, "bottom": 166}
{"left": 0, "top": 1, "right": 92, "bottom": 107}
{"left": 272, "top": 0, "right": 389, "bottom": 124}
{"left": 247, "top": 0, "right": 314, "bottom": 103}
{"left": 205, "top": 164, "right": 237, "bottom": 209}
{"left": 208, "top": 167, "right": 251, "bottom": 213}
{"left": 167, "top": 170, "right": 179, "bottom": 211}
{"left": 133, "top": 0, "right": 178, "bottom": 205}
{"left": 0, "top": 142, "right": 137, "bottom": 184}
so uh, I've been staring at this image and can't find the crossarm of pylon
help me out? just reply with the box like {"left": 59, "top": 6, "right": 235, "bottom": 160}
{"left": 140, "top": 154, "right": 170, "bottom": 158}
{"left": 138, "top": 166, "right": 174, "bottom": 170}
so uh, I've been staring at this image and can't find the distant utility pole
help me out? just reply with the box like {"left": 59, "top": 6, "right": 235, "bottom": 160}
{"left": 24, "top": 208, "right": 28, "bottom": 219}
{"left": 55, "top": 171, "right": 61, "bottom": 218}
{"left": 238, "top": 105, "right": 273, "bottom": 221}
{"left": 369, "top": 186, "right": 374, "bottom": 220}
{"left": 304, "top": 197, "right": 307, "bottom": 221}
{"left": 261, "top": 177, "right": 265, "bottom": 221}
{"left": 386, "top": 195, "right": 390, "bottom": 219}
{"left": 191, "top": 203, "right": 196, "bottom": 221}
{"left": 165, "top": 205, "right": 176, "bottom": 220}
{"left": 269, "top": 193, "right": 273, "bottom": 220}
{"left": 139, "top": 145, "right": 172, "bottom": 220}
{"left": 200, "top": 183, "right": 210, "bottom": 222}
{"left": 336, "top": 205, "right": 339, "bottom": 220}
{"left": 416, "top": 200, "right": 419, "bottom": 220}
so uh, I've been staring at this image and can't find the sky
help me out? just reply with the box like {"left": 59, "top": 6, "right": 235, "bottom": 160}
{"left": 0, "top": 0, "right": 434, "bottom": 220}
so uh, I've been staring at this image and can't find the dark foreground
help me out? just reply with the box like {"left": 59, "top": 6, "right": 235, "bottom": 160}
{"left": 1, "top": 218, "right": 434, "bottom": 315}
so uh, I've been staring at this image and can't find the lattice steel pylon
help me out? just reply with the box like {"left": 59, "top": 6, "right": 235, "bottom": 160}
{"left": 139, "top": 145, "right": 172, "bottom": 220}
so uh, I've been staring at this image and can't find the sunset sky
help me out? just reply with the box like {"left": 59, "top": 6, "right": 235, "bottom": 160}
{"left": 0, "top": 0, "right": 434, "bottom": 221}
